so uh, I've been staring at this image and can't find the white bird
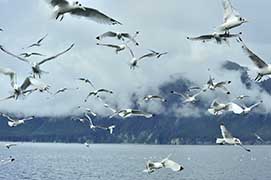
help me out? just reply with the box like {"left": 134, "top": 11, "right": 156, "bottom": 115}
{"left": 20, "top": 52, "right": 45, "bottom": 58}
{"left": 5, "top": 143, "right": 16, "bottom": 149}
{"left": 0, "top": 156, "right": 15, "bottom": 165}
{"left": 0, "top": 43, "right": 74, "bottom": 78}
{"left": 235, "top": 95, "right": 250, "bottom": 100}
{"left": 0, "top": 67, "right": 50, "bottom": 100}
{"left": 217, "top": 0, "right": 247, "bottom": 33}
{"left": 127, "top": 46, "right": 153, "bottom": 70}
{"left": 76, "top": 106, "right": 97, "bottom": 117}
{"left": 216, "top": 123, "right": 251, "bottom": 152}
{"left": 54, "top": 87, "right": 79, "bottom": 95}
{"left": 143, "top": 155, "right": 184, "bottom": 174}
{"left": 235, "top": 101, "right": 263, "bottom": 115}
{"left": 111, "top": 109, "right": 154, "bottom": 119}
{"left": 46, "top": 0, "right": 122, "bottom": 25}
{"left": 171, "top": 90, "right": 202, "bottom": 104}
{"left": 139, "top": 49, "right": 168, "bottom": 59}
{"left": 238, "top": 37, "right": 271, "bottom": 81}
{"left": 84, "top": 89, "right": 113, "bottom": 102}
{"left": 96, "top": 43, "right": 126, "bottom": 54}
{"left": 25, "top": 34, "right": 48, "bottom": 48}
{"left": 187, "top": 32, "right": 241, "bottom": 44}
{"left": 143, "top": 95, "right": 167, "bottom": 102}
{"left": 84, "top": 113, "right": 115, "bottom": 134}
{"left": 78, "top": 77, "right": 95, "bottom": 89}
{"left": 1, "top": 113, "right": 35, "bottom": 127}
{"left": 208, "top": 99, "right": 243, "bottom": 116}
{"left": 96, "top": 31, "right": 139, "bottom": 46}
{"left": 203, "top": 75, "right": 231, "bottom": 94}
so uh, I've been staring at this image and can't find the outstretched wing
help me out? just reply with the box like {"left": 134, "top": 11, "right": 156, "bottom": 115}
{"left": 20, "top": 77, "right": 49, "bottom": 91}
{"left": 0, "top": 66, "right": 17, "bottom": 88}
{"left": 96, "top": 31, "right": 117, "bottom": 40}
{"left": 227, "top": 102, "right": 244, "bottom": 114}
{"left": 162, "top": 159, "right": 183, "bottom": 172}
{"left": 96, "top": 43, "right": 120, "bottom": 49}
{"left": 70, "top": 7, "right": 122, "bottom": 25}
{"left": 38, "top": 43, "right": 74, "bottom": 65}
{"left": 239, "top": 38, "right": 268, "bottom": 69}
{"left": 45, "top": 0, "right": 69, "bottom": 8}
{"left": 223, "top": 0, "right": 240, "bottom": 23}
{"left": 249, "top": 101, "right": 263, "bottom": 110}
{"left": 220, "top": 124, "right": 233, "bottom": 139}
{"left": 0, "top": 45, "right": 30, "bottom": 63}
{"left": 187, "top": 35, "right": 214, "bottom": 41}
{"left": 1, "top": 113, "right": 14, "bottom": 122}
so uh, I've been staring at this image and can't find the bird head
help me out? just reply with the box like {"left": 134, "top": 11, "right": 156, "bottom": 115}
{"left": 234, "top": 138, "right": 241, "bottom": 145}
{"left": 72, "top": 1, "right": 86, "bottom": 11}
{"left": 239, "top": 17, "right": 248, "bottom": 23}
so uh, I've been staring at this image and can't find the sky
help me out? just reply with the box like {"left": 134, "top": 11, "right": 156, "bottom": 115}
{"left": 0, "top": 0, "right": 270, "bottom": 118}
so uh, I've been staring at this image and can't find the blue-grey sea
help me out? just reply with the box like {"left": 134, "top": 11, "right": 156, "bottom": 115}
{"left": 0, "top": 143, "right": 270, "bottom": 180}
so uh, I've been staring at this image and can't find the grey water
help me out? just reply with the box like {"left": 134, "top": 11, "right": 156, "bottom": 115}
{"left": 0, "top": 143, "right": 271, "bottom": 180}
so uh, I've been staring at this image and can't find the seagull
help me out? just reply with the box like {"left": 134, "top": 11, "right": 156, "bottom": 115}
{"left": 20, "top": 52, "right": 45, "bottom": 58}
{"left": 46, "top": 0, "right": 122, "bottom": 25}
{"left": 76, "top": 106, "right": 97, "bottom": 117}
{"left": 110, "top": 108, "right": 154, "bottom": 119}
{"left": 84, "top": 89, "right": 113, "bottom": 102}
{"left": 25, "top": 34, "right": 48, "bottom": 48}
{"left": 203, "top": 75, "right": 231, "bottom": 94}
{"left": 127, "top": 46, "right": 153, "bottom": 70}
{"left": 235, "top": 95, "right": 250, "bottom": 100}
{"left": 216, "top": 123, "right": 251, "bottom": 152}
{"left": 96, "top": 31, "right": 139, "bottom": 46}
{"left": 208, "top": 99, "right": 243, "bottom": 116}
{"left": 143, "top": 155, "right": 184, "bottom": 174}
{"left": 5, "top": 143, "right": 16, "bottom": 149}
{"left": 0, "top": 156, "right": 15, "bottom": 165}
{"left": 238, "top": 37, "right": 271, "bottom": 81}
{"left": 54, "top": 87, "right": 79, "bottom": 95}
{"left": 171, "top": 90, "right": 202, "bottom": 104}
{"left": 0, "top": 43, "right": 74, "bottom": 78}
{"left": 234, "top": 101, "right": 263, "bottom": 115}
{"left": 217, "top": 0, "right": 247, "bottom": 33}
{"left": 0, "top": 67, "right": 50, "bottom": 100}
{"left": 96, "top": 43, "right": 126, "bottom": 54}
{"left": 187, "top": 32, "right": 242, "bottom": 44}
{"left": 84, "top": 113, "right": 115, "bottom": 134}
{"left": 139, "top": 49, "right": 168, "bottom": 59}
{"left": 78, "top": 78, "right": 95, "bottom": 89}
{"left": 84, "top": 142, "right": 90, "bottom": 148}
{"left": 0, "top": 113, "right": 35, "bottom": 127}
{"left": 143, "top": 95, "right": 167, "bottom": 102}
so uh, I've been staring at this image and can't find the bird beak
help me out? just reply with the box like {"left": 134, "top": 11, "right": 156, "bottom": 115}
{"left": 81, "top": 6, "right": 86, "bottom": 11}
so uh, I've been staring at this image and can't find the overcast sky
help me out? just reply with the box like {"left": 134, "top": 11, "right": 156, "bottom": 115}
{"left": 0, "top": 0, "right": 270, "bottom": 117}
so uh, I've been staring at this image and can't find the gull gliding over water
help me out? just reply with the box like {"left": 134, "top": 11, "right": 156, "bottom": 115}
{"left": 0, "top": 113, "right": 35, "bottom": 127}
{"left": 143, "top": 155, "right": 184, "bottom": 174}
{"left": 46, "top": 0, "right": 122, "bottom": 25}
{"left": 0, "top": 43, "right": 74, "bottom": 78}
{"left": 216, "top": 123, "right": 251, "bottom": 152}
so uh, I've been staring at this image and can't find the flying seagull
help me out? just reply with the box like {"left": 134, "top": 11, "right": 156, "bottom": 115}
{"left": 203, "top": 75, "right": 231, "bottom": 94}
{"left": 216, "top": 0, "right": 247, "bottom": 33}
{"left": 84, "top": 113, "right": 116, "bottom": 134}
{"left": 54, "top": 87, "right": 79, "bottom": 95}
{"left": 171, "top": 90, "right": 202, "bottom": 104}
{"left": 235, "top": 95, "right": 250, "bottom": 100}
{"left": 238, "top": 37, "right": 271, "bottom": 81}
{"left": 0, "top": 43, "right": 74, "bottom": 78}
{"left": 127, "top": 46, "right": 153, "bottom": 70}
{"left": 208, "top": 99, "right": 243, "bottom": 116}
{"left": 84, "top": 89, "right": 113, "bottom": 102}
{"left": 96, "top": 43, "right": 127, "bottom": 54}
{"left": 0, "top": 67, "right": 50, "bottom": 100}
{"left": 5, "top": 143, "right": 17, "bottom": 149}
{"left": 46, "top": 0, "right": 122, "bottom": 25}
{"left": 216, "top": 123, "right": 251, "bottom": 152}
{"left": 96, "top": 31, "right": 139, "bottom": 46}
{"left": 25, "top": 34, "right": 48, "bottom": 49}
{"left": 143, "top": 95, "right": 167, "bottom": 102}
{"left": 20, "top": 52, "right": 45, "bottom": 58}
{"left": 143, "top": 155, "right": 184, "bottom": 174}
{"left": 139, "top": 49, "right": 168, "bottom": 59}
{"left": 0, "top": 113, "right": 35, "bottom": 127}
{"left": 187, "top": 32, "right": 241, "bottom": 44}
{"left": 106, "top": 106, "right": 154, "bottom": 119}
{"left": 78, "top": 77, "right": 95, "bottom": 89}
{"left": 233, "top": 101, "right": 263, "bottom": 115}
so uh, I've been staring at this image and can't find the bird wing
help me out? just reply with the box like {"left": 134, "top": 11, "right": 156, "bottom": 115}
{"left": 104, "top": 103, "right": 117, "bottom": 113}
{"left": 239, "top": 38, "right": 268, "bottom": 68}
{"left": 37, "top": 34, "right": 48, "bottom": 44}
{"left": 0, "top": 66, "right": 17, "bottom": 88}
{"left": 0, "top": 45, "right": 30, "bottom": 63}
{"left": 126, "top": 45, "right": 135, "bottom": 58}
{"left": 187, "top": 35, "right": 214, "bottom": 41}
{"left": 0, "top": 95, "right": 15, "bottom": 102}
{"left": 157, "top": 52, "right": 168, "bottom": 58}
{"left": 162, "top": 159, "right": 182, "bottom": 172}
{"left": 220, "top": 124, "right": 233, "bottom": 139}
{"left": 171, "top": 91, "right": 188, "bottom": 99}
{"left": 45, "top": 0, "right": 69, "bottom": 8}
{"left": 96, "top": 43, "right": 120, "bottom": 49}
{"left": 249, "top": 101, "right": 263, "bottom": 110}
{"left": 78, "top": 78, "right": 95, "bottom": 88}
{"left": 70, "top": 7, "right": 122, "bottom": 25}
{"left": 20, "top": 77, "right": 49, "bottom": 91}
{"left": 131, "top": 110, "right": 153, "bottom": 118}
{"left": 226, "top": 102, "right": 244, "bottom": 114}
{"left": 96, "top": 31, "right": 117, "bottom": 40}
{"left": 31, "top": 52, "right": 45, "bottom": 56}
{"left": 97, "top": 89, "right": 113, "bottom": 94}
{"left": 121, "top": 33, "right": 138, "bottom": 45}
{"left": 38, "top": 43, "right": 74, "bottom": 65}
{"left": 223, "top": 0, "right": 240, "bottom": 23}
{"left": 1, "top": 113, "right": 14, "bottom": 122}
{"left": 138, "top": 53, "right": 155, "bottom": 60}
{"left": 21, "top": 116, "right": 35, "bottom": 121}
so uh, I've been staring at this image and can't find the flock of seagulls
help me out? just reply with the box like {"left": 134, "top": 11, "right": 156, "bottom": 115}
{"left": 0, "top": 0, "right": 268, "bottom": 174}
